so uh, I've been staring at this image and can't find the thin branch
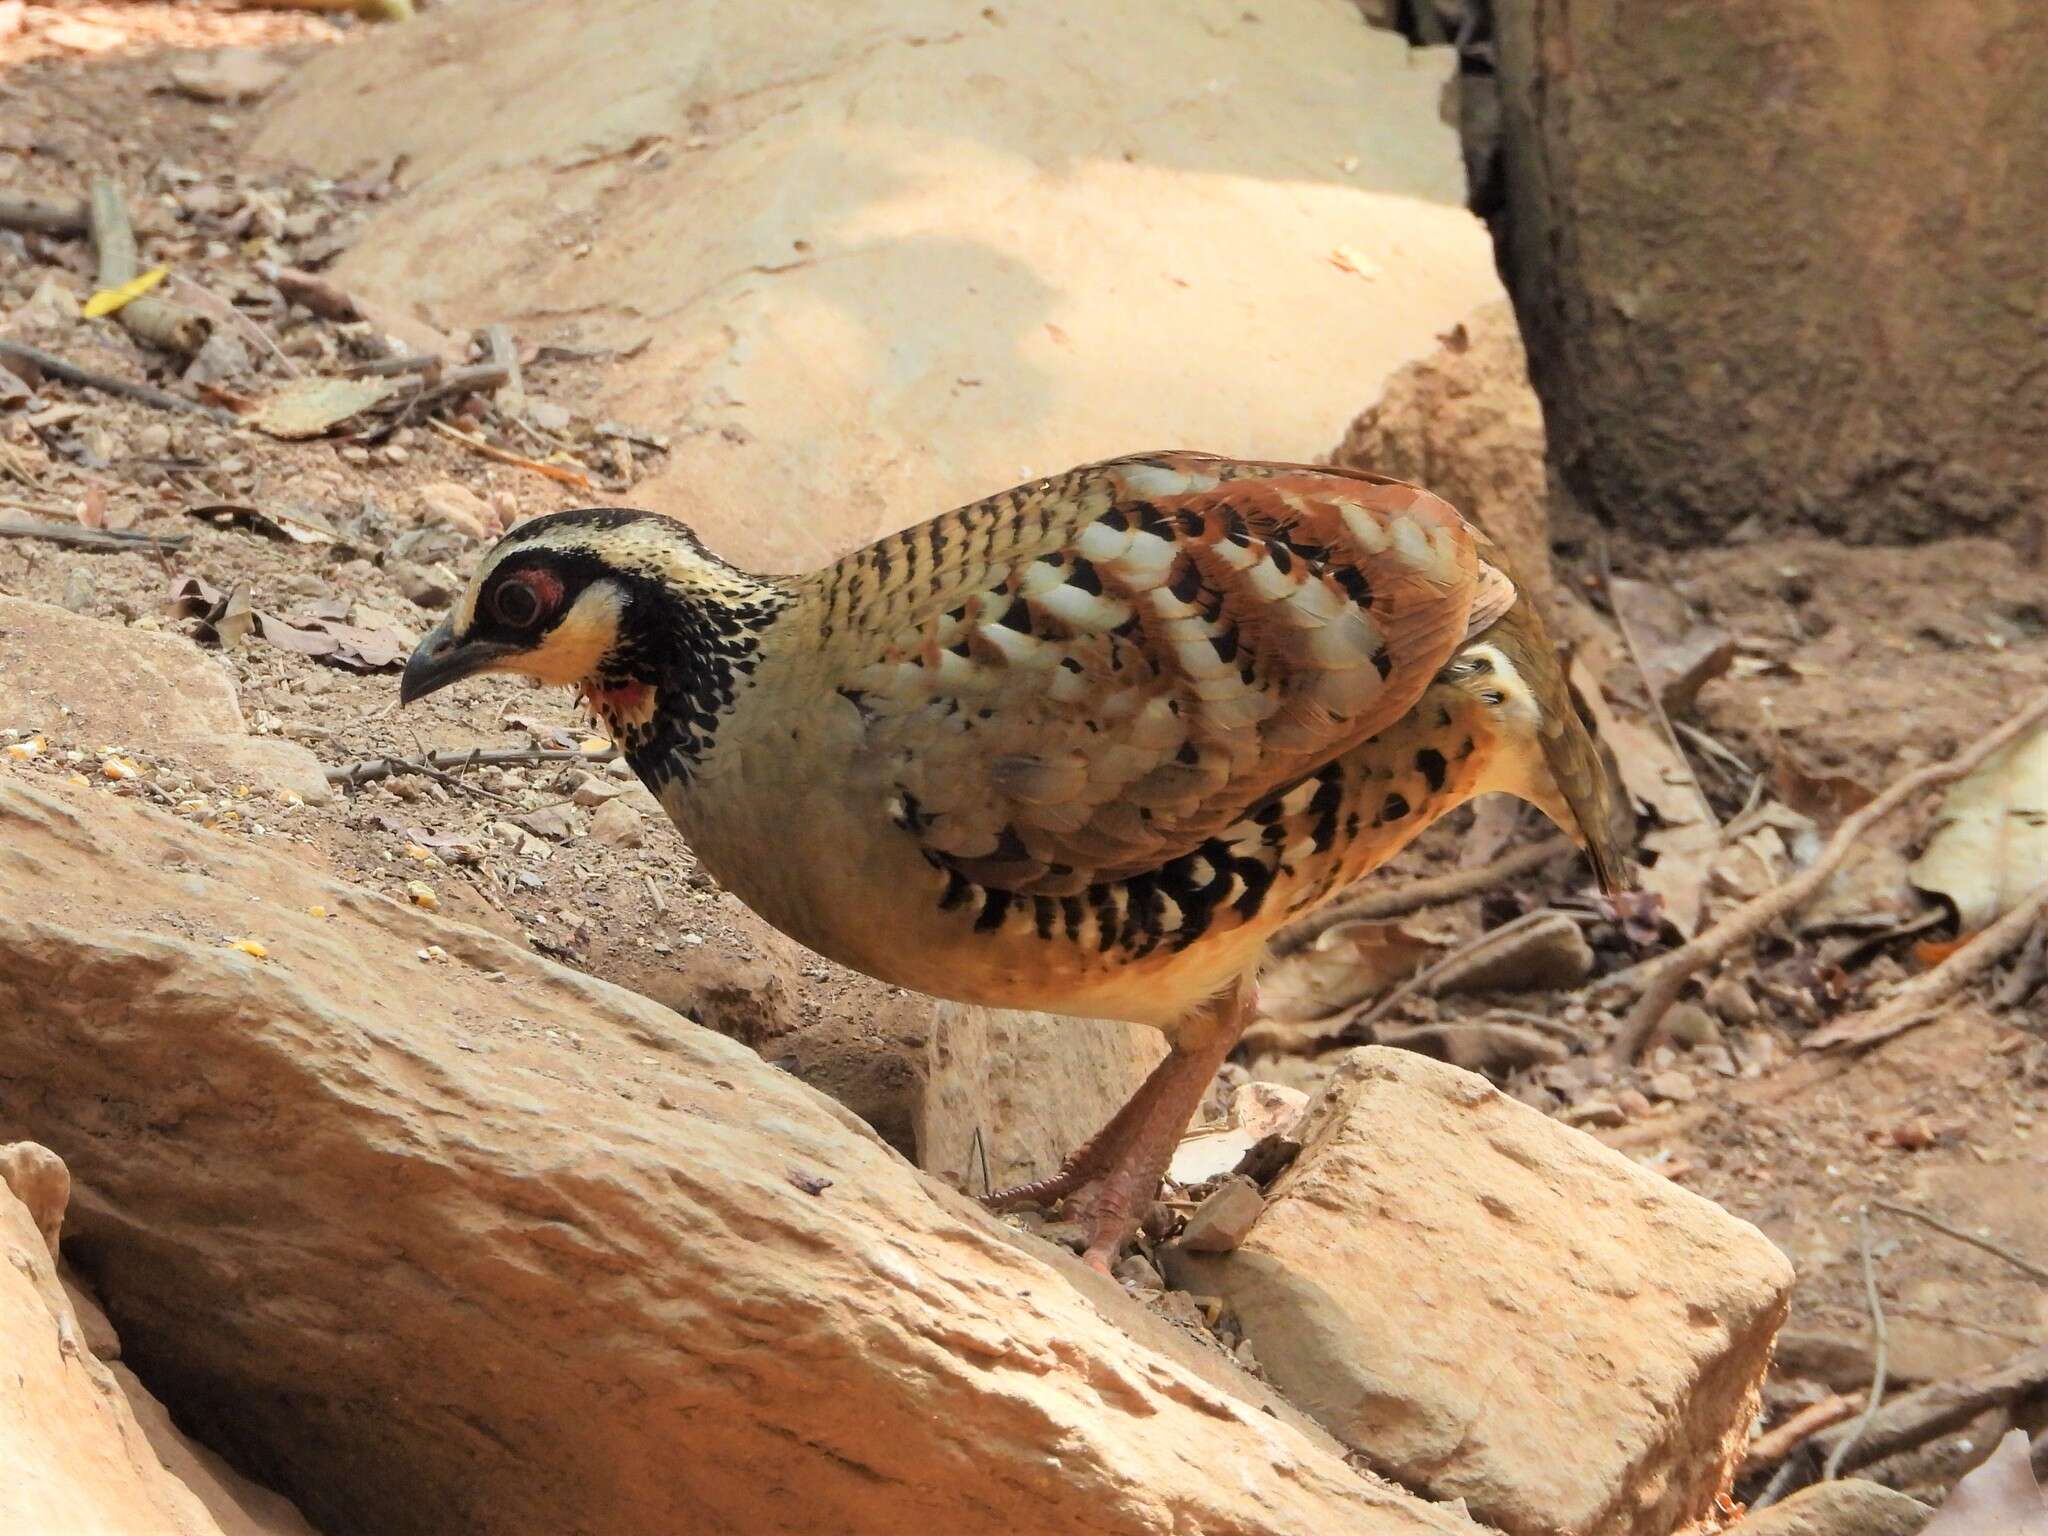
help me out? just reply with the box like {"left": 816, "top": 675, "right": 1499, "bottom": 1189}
{"left": 1272, "top": 835, "right": 1575, "bottom": 957}
{"left": 1823, "top": 1208, "right": 1888, "bottom": 1481}
{"left": 0, "top": 192, "right": 89, "bottom": 236}
{"left": 0, "top": 516, "right": 190, "bottom": 551}
{"left": 1806, "top": 877, "right": 2048, "bottom": 1052}
{"left": 427, "top": 417, "right": 593, "bottom": 490}
{"left": 0, "top": 340, "right": 235, "bottom": 421}
{"left": 1327, "top": 908, "right": 1582, "bottom": 1043}
{"left": 1870, "top": 1198, "right": 2048, "bottom": 1287}
{"left": 1807, "top": 1344, "right": 2048, "bottom": 1477}
{"left": 1995, "top": 916, "right": 2048, "bottom": 1008}
{"left": 1743, "top": 1393, "right": 1862, "bottom": 1472}
{"left": 87, "top": 176, "right": 209, "bottom": 356}
{"left": 168, "top": 274, "right": 302, "bottom": 378}
{"left": 325, "top": 744, "right": 619, "bottom": 789}
{"left": 1605, "top": 690, "right": 2048, "bottom": 1063}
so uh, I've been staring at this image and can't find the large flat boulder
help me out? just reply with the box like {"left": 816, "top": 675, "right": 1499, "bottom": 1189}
{"left": 0, "top": 596, "right": 331, "bottom": 804}
{"left": 0, "top": 775, "right": 1480, "bottom": 1536}
{"left": 2, "top": 591, "right": 1156, "bottom": 1191}
{"left": 1165, "top": 1049, "right": 1794, "bottom": 1536}
{"left": 253, "top": 0, "right": 1502, "bottom": 572}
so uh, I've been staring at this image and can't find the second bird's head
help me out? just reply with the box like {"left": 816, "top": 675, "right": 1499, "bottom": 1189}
{"left": 399, "top": 508, "right": 789, "bottom": 766}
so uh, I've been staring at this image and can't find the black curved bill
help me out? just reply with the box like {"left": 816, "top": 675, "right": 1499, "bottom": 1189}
{"left": 399, "top": 620, "right": 519, "bottom": 705}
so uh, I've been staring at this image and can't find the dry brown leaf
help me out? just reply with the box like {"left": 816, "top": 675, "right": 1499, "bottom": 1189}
{"left": 1911, "top": 726, "right": 2048, "bottom": 930}
{"left": 1606, "top": 576, "right": 1733, "bottom": 714}
{"left": 1572, "top": 654, "right": 1714, "bottom": 934}
{"left": 1921, "top": 1428, "right": 2048, "bottom": 1536}
{"left": 246, "top": 376, "right": 397, "bottom": 439}
{"left": 1774, "top": 758, "right": 1880, "bottom": 822}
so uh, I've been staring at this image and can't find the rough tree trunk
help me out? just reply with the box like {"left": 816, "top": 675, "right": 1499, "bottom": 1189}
{"left": 1476, "top": 0, "right": 2048, "bottom": 544}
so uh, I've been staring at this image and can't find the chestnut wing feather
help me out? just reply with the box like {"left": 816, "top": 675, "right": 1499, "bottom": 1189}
{"left": 836, "top": 453, "right": 1502, "bottom": 895}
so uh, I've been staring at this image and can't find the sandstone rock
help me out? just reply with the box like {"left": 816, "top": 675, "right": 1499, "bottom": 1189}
{"left": 255, "top": 0, "right": 1501, "bottom": 576}
{"left": 413, "top": 481, "right": 495, "bottom": 538}
{"left": 1233, "top": 1080, "right": 1311, "bottom": 1143}
{"left": 1, "top": 1150, "right": 317, "bottom": 1536}
{"left": 622, "top": 932, "right": 1160, "bottom": 1182}
{"left": 0, "top": 778, "right": 1479, "bottom": 1536}
{"left": 0, "top": 596, "right": 332, "bottom": 805}
{"left": 1480, "top": 2, "right": 2047, "bottom": 544}
{"left": 1178, "top": 1177, "right": 1266, "bottom": 1254}
{"left": 1706, "top": 976, "right": 1760, "bottom": 1026}
{"left": 0, "top": 1140, "right": 68, "bottom": 1256}
{"left": 1731, "top": 1479, "right": 1930, "bottom": 1536}
{"left": 1, "top": 1168, "right": 228, "bottom": 1536}
{"left": 1164, "top": 1048, "right": 1794, "bottom": 1536}
{"left": 588, "top": 795, "right": 643, "bottom": 847}
{"left": 916, "top": 1001, "right": 1167, "bottom": 1195}
{"left": 1332, "top": 300, "right": 1552, "bottom": 606}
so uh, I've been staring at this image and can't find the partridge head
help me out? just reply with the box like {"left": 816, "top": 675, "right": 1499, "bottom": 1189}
{"left": 403, "top": 452, "right": 1627, "bottom": 1268}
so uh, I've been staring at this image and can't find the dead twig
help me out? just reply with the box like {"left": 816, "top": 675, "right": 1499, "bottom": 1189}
{"left": 168, "top": 274, "right": 302, "bottom": 379}
{"left": 1605, "top": 690, "right": 2048, "bottom": 1063}
{"left": 427, "top": 417, "right": 594, "bottom": 490}
{"left": 0, "top": 516, "right": 190, "bottom": 552}
{"left": 1822, "top": 1209, "right": 1888, "bottom": 1481}
{"left": 326, "top": 744, "right": 619, "bottom": 789}
{"left": 484, "top": 323, "right": 523, "bottom": 402}
{"left": 87, "top": 177, "right": 210, "bottom": 357}
{"left": 1996, "top": 916, "right": 2048, "bottom": 1009}
{"left": 1870, "top": 1198, "right": 2048, "bottom": 1288}
{"left": 1328, "top": 908, "right": 1583, "bottom": 1043}
{"left": 1743, "top": 1393, "right": 1863, "bottom": 1473}
{"left": 1805, "top": 877, "right": 2048, "bottom": 1052}
{"left": 1272, "top": 835, "right": 1575, "bottom": 957}
{"left": 0, "top": 192, "right": 89, "bottom": 236}
{"left": 0, "top": 340, "right": 234, "bottom": 421}
{"left": 254, "top": 259, "right": 362, "bottom": 322}
{"left": 344, "top": 352, "right": 443, "bottom": 380}
{"left": 1806, "top": 1343, "right": 2048, "bottom": 1478}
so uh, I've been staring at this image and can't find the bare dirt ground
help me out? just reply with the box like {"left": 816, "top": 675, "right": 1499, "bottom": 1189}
{"left": 3, "top": 1, "right": 2044, "bottom": 1512}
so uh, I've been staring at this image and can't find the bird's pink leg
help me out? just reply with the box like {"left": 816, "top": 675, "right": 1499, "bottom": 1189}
{"left": 983, "top": 980, "right": 1254, "bottom": 1273}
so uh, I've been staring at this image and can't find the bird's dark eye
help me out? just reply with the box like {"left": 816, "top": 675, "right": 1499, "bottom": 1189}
{"left": 492, "top": 578, "right": 543, "bottom": 628}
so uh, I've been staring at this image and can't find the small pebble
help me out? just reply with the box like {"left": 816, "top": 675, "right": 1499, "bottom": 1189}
{"left": 1644, "top": 1070, "right": 1698, "bottom": 1104}
{"left": 590, "top": 797, "right": 644, "bottom": 847}
{"left": 1665, "top": 1003, "right": 1722, "bottom": 1048}
{"left": 1704, "top": 976, "right": 1760, "bottom": 1025}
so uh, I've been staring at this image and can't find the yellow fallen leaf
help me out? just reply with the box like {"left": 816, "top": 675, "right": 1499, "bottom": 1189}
{"left": 404, "top": 842, "right": 433, "bottom": 861}
{"left": 405, "top": 880, "right": 439, "bottom": 911}
{"left": 307, "top": 905, "right": 330, "bottom": 920}
{"left": 226, "top": 938, "right": 268, "bottom": 960}
{"left": 101, "top": 756, "right": 140, "bottom": 780}
{"left": 579, "top": 737, "right": 612, "bottom": 755}
{"left": 4, "top": 736, "right": 44, "bottom": 761}
{"left": 82, "top": 266, "right": 169, "bottom": 318}
{"left": 65, "top": 773, "right": 90, "bottom": 788}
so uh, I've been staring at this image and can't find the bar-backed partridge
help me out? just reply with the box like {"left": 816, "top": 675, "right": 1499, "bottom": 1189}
{"left": 401, "top": 452, "right": 1626, "bottom": 1270}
